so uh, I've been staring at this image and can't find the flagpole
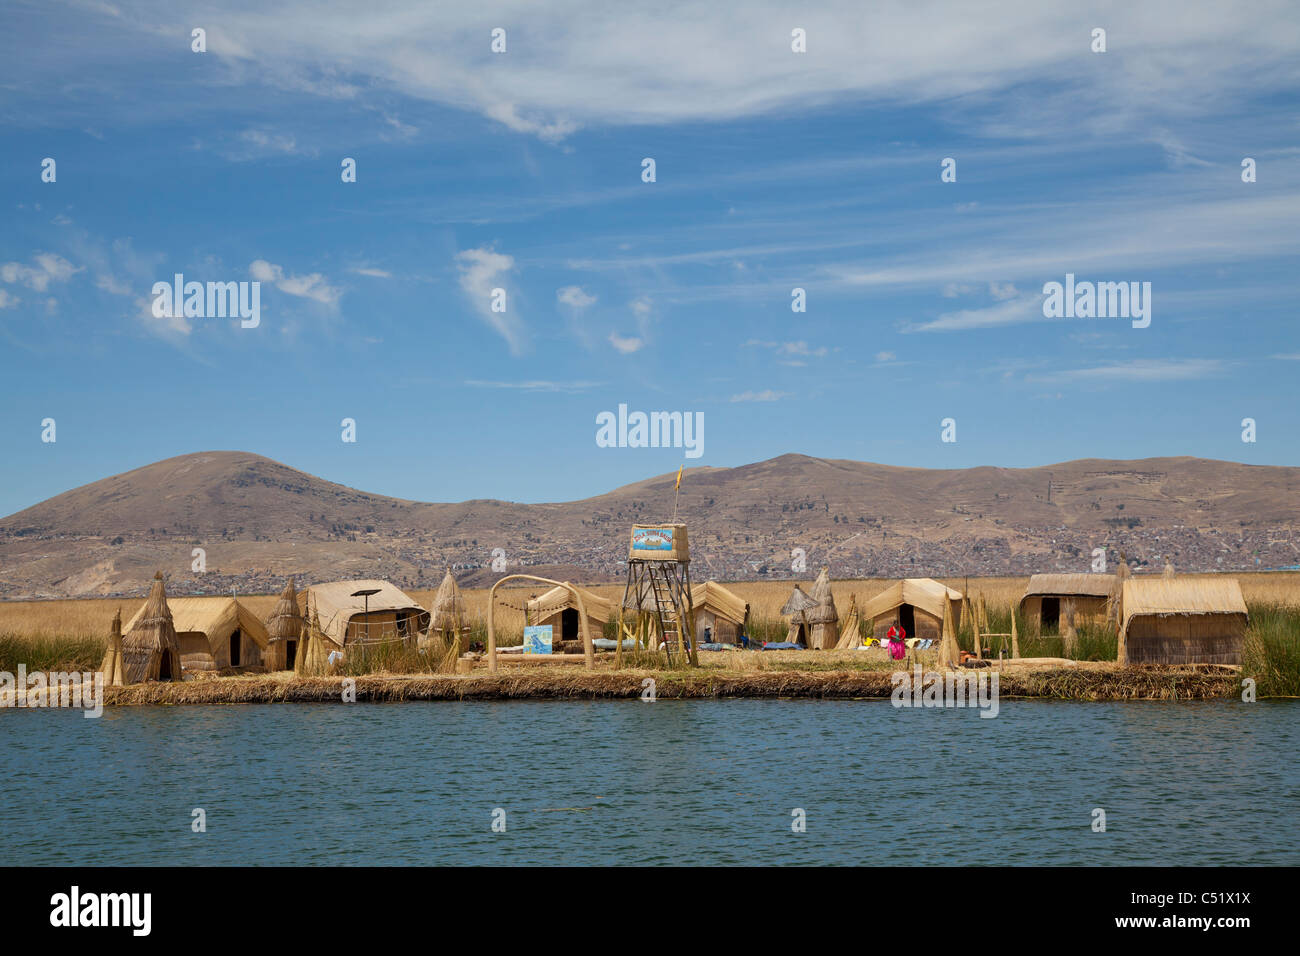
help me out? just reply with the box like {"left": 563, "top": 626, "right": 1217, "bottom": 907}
{"left": 672, "top": 466, "right": 682, "bottom": 521}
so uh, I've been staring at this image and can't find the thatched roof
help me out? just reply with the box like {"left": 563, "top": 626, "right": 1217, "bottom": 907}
{"left": 862, "top": 578, "right": 963, "bottom": 622}
{"left": 266, "top": 579, "right": 303, "bottom": 643}
{"left": 305, "top": 579, "right": 430, "bottom": 646}
{"left": 780, "top": 584, "right": 819, "bottom": 616}
{"left": 527, "top": 584, "right": 611, "bottom": 620}
{"left": 806, "top": 568, "right": 839, "bottom": 624}
{"left": 122, "top": 572, "right": 179, "bottom": 683}
{"left": 693, "top": 581, "right": 748, "bottom": 624}
{"left": 124, "top": 595, "right": 270, "bottom": 651}
{"left": 1121, "top": 578, "right": 1247, "bottom": 624}
{"left": 429, "top": 569, "right": 467, "bottom": 630}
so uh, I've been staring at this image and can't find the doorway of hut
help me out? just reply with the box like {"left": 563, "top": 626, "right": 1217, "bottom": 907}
{"left": 286, "top": 639, "right": 297, "bottom": 669}
{"left": 561, "top": 607, "right": 579, "bottom": 641}
{"left": 159, "top": 649, "right": 176, "bottom": 680}
{"left": 230, "top": 629, "right": 242, "bottom": 667}
{"left": 1040, "top": 598, "right": 1060, "bottom": 631}
{"left": 899, "top": 604, "right": 916, "bottom": 639}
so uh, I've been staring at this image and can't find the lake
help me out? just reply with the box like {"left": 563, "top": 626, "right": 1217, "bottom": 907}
{"left": 1, "top": 699, "right": 1296, "bottom": 865}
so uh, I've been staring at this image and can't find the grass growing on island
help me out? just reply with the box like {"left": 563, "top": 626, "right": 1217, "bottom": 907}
{"left": 1241, "top": 603, "right": 1300, "bottom": 697}
{"left": 0, "top": 633, "right": 106, "bottom": 673}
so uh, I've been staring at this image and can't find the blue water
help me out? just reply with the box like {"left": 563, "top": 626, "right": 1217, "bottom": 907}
{"left": 1, "top": 700, "right": 1296, "bottom": 865}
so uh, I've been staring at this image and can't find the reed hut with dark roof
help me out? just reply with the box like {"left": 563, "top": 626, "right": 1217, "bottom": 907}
{"left": 1118, "top": 577, "right": 1248, "bottom": 665}
{"left": 1019, "top": 573, "right": 1117, "bottom": 632}
{"left": 265, "top": 578, "right": 304, "bottom": 670}
{"left": 122, "top": 572, "right": 181, "bottom": 683}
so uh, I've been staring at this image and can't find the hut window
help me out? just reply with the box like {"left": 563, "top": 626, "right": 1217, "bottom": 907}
{"left": 561, "top": 607, "right": 579, "bottom": 641}
{"left": 1041, "top": 598, "right": 1060, "bottom": 629}
{"left": 230, "top": 630, "right": 242, "bottom": 667}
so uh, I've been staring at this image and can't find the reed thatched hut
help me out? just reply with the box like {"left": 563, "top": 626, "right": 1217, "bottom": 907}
{"left": 1019, "top": 573, "right": 1116, "bottom": 631}
{"left": 265, "top": 579, "right": 304, "bottom": 670}
{"left": 780, "top": 584, "right": 819, "bottom": 646}
{"left": 527, "top": 585, "right": 611, "bottom": 644}
{"left": 862, "top": 578, "right": 963, "bottom": 642}
{"left": 1118, "top": 578, "right": 1248, "bottom": 665}
{"left": 421, "top": 569, "right": 470, "bottom": 653}
{"left": 804, "top": 567, "right": 840, "bottom": 649}
{"left": 123, "top": 595, "right": 270, "bottom": 672}
{"left": 122, "top": 572, "right": 182, "bottom": 683}
{"left": 691, "top": 580, "right": 749, "bottom": 644}
{"left": 305, "top": 579, "right": 430, "bottom": 649}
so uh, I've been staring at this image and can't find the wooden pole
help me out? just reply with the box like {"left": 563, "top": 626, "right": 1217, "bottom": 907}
{"left": 1011, "top": 612, "right": 1021, "bottom": 659}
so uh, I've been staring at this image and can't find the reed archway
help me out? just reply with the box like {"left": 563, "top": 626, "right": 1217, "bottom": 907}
{"left": 487, "top": 575, "right": 597, "bottom": 673}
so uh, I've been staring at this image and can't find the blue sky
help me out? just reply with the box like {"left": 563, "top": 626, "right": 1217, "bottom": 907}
{"left": 2, "top": 1, "right": 1299, "bottom": 516}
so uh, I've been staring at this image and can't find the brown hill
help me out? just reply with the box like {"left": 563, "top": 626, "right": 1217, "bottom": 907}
{"left": 2, "top": 450, "right": 1298, "bottom": 598}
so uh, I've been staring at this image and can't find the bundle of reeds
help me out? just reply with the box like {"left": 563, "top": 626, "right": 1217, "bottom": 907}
{"left": 99, "top": 608, "right": 124, "bottom": 687}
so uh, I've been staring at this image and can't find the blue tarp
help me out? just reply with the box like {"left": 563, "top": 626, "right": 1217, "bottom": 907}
{"left": 761, "top": 641, "right": 805, "bottom": 650}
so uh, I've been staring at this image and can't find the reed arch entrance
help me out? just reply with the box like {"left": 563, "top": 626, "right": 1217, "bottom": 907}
{"left": 487, "top": 574, "right": 597, "bottom": 673}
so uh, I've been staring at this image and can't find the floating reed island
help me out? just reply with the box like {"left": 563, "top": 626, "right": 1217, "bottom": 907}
{"left": 6, "top": 518, "right": 1298, "bottom": 705}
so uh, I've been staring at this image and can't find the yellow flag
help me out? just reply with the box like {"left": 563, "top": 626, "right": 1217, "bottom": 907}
{"left": 675, "top": 465, "right": 683, "bottom": 490}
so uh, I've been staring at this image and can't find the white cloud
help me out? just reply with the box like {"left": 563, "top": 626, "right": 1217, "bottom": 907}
{"left": 1, "top": 253, "right": 81, "bottom": 291}
{"left": 350, "top": 266, "right": 393, "bottom": 278}
{"left": 908, "top": 294, "right": 1043, "bottom": 333}
{"left": 455, "top": 247, "right": 527, "bottom": 355}
{"left": 875, "top": 350, "right": 897, "bottom": 362}
{"left": 731, "top": 389, "right": 791, "bottom": 402}
{"left": 557, "top": 285, "right": 596, "bottom": 309}
{"left": 0, "top": 289, "right": 18, "bottom": 308}
{"left": 1033, "top": 358, "right": 1227, "bottom": 383}
{"left": 65, "top": 2, "right": 1300, "bottom": 144}
{"left": 466, "top": 379, "right": 602, "bottom": 393}
{"left": 608, "top": 332, "right": 644, "bottom": 354}
{"left": 249, "top": 259, "right": 342, "bottom": 305}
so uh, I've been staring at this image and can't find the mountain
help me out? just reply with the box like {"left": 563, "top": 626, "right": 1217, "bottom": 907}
{"left": 2, "top": 450, "right": 1298, "bottom": 598}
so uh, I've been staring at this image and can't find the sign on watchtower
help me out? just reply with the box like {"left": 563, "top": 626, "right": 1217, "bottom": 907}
{"left": 619, "top": 523, "right": 696, "bottom": 667}
{"left": 629, "top": 524, "right": 690, "bottom": 563}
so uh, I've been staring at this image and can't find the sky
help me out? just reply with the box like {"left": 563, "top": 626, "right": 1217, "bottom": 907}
{"left": 2, "top": 0, "right": 1299, "bottom": 516}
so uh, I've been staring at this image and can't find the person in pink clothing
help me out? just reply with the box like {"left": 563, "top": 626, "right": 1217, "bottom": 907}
{"left": 886, "top": 619, "right": 907, "bottom": 660}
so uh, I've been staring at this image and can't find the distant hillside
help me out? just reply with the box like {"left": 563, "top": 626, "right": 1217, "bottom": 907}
{"left": 2, "top": 450, "right": 1298, "bottom": 598}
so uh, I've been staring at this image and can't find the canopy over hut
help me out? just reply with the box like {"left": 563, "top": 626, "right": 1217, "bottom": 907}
{"left": 804, "top": 568, "right": 840, "bottom": 649}
{"left": 862, "top": 578, "right": 963, "bottom": 642}
{"left": 1119, "top": 578, "right": 1248, "bottom": 665}
{"left": 124, "top": 595, "right": 270, "bottom": 672}
{"left": 100, "top": 608, "right": 125, "bottom": 687}
{"left": 122, "top": 572, "right": 181, "bottom": 683}
{"left": 422, "top": 569, "right": 470, "bottom": 653}
{"left": 1019, "top": 573, "right": 1117, "bottom": 631}
{"left": 691, "top": 580, "right": 749, "bottom": 645}
{"left": 265, "top": 579, "right": 304, "bottom": 671}
{"left": 527, "top": 585, "right": 611, "bottom": 645}
{"left": 305, "top": 579, "right": 430, "bottom": 648}
{"left": 780, "top": 584, "right": 819, "bottom": 646}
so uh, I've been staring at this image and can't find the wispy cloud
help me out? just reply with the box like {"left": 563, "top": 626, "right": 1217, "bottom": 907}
{"left": 249, "top": 259, "right": 342, "bottom": 305}
{"left": 455, "top": 246, "right": 526, "bottom": 355}
{"left": 556, "top": 285, "right": 596, "bottom": 309}
{"left": 1030, "top": 358, "right": 1228, "bottom": 384}
{"left": 1, "top": 253, "right": 81, "bottom": 291}
{"left": 465, "top": 379, "right": 602, "bottom": 393}
{"left": 731, "top": 389, "right": 791, "bottom": 402}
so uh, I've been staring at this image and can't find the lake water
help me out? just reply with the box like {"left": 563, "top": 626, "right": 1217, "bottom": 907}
{"left": 2, "top": 700, "right": 1296, "bottom": 865}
